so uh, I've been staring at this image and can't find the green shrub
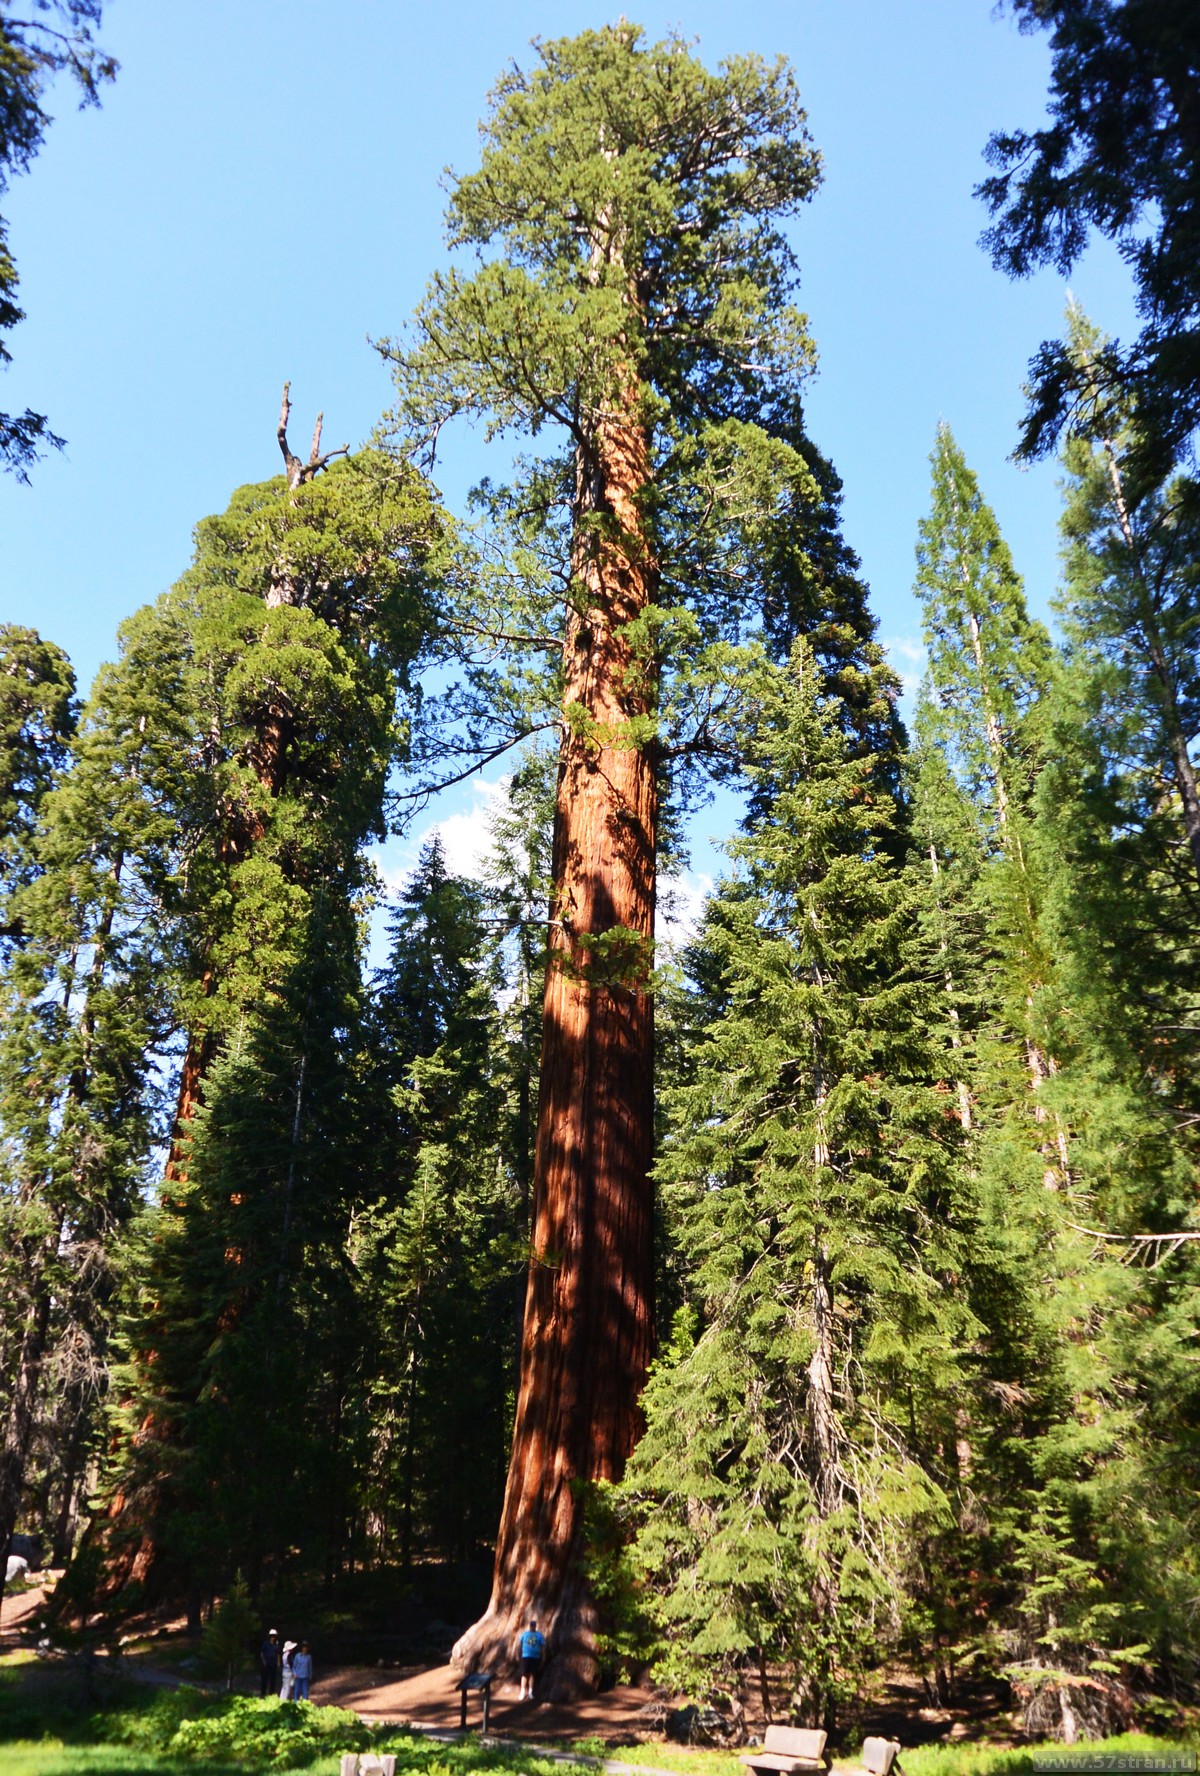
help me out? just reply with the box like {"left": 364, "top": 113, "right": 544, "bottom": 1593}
{"left": 199, "top": 1576, "right": 257, "bottom": 1692}
{"left": 166, "top": 1696, "right": 373, "bottom": 1768}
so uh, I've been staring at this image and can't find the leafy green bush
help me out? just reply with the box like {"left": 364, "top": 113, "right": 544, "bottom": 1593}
{"left": 165, "top": 1695, "right": 373, "bottom": 1767}
{"left": 97, "top": 1683, "right": 225, "bottom": 1749}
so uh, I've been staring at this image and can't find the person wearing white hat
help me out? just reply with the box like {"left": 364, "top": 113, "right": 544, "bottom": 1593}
{"left": 259, "top": 1628, "right": 280, "bottom": 1698}
{"left": 280, "top": 1639, "right": 298, "bottom": 1700}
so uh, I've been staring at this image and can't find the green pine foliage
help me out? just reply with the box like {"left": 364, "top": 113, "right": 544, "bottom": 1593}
{"left": 80, "top": 450, "right": 441, "bottom": 1602}
{"left": 384, "top": 23, "right": 894, "bottom": 821}
{"left": 613, "top": 646, "right": 971, "bottom": 1723}
{"left": 351, "top": 836, "right": 524, "bottom": 1567}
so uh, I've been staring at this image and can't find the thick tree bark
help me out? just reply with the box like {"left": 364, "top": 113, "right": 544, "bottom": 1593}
{"left": 452, "top": 397, "right": 658, "bottom": 1697}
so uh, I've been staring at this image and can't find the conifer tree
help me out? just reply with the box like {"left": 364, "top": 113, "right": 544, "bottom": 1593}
{"left": 0, "top": 624, "right": 76, "bottom": 946}
{"left": 75, "top": 412, "right": 440, "bottom": 1606}
{"left": 912, "top": 426, "right": 1066, "bottom": 1181}
{"left": 352, "top": 836, "right": 522, "bottom": 1568}
{"left": 909, "top": 410, "right": 1200, "bottom": 1728}
{"left": 0, "top": 636, "right": 181, "bottom": 1600}
{"left": 994, "top": 318, "right": 1200, "bottom": 1719}
{"left": 385, "top": 23, "right": 891, "bottom": 1691}
{"left": 1055, "top": 308, "right": 1200, "bottom": 893}
{"left": 617, "top": 646, "right": 970, "bottom": 1726}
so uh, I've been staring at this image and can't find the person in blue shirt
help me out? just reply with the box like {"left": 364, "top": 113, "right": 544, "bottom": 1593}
{"left": 518, "top": 1619, "right": 545, "bottom": 1700}
{"left": 292, "top": 1640, "right": 313, "bottom": 1701}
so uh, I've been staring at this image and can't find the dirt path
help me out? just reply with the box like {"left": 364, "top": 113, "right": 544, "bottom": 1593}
{"left": 0, "top": 1575, "right": 54, "bottom": 1639}
{"left": 320, "top": 1661, "right": 661, "bottom": 1744}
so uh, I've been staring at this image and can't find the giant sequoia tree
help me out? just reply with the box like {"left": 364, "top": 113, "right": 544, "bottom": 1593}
{"left": 78, "top": 406, "right": 440, "bottom": 1606}
{"left": 384, "top": 23, "right": 884, "bottom": 1692}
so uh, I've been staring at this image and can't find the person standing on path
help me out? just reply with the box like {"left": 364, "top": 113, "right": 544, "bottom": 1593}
{"left": 292, "top": 1640, "right": 313, "bottom": 1702}
{"left": 259, "top": 1629, "right": 280, "bottom": 1698}
{"left": 517, "top": 1619, "right": 544, "bottom": 1701}
{"left": 279, "top": 1639, "right": 297, "bottom": 1699}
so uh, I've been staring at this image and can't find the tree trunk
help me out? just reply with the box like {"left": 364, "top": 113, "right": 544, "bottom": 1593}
{"left": 0, "top": 1230, "right": 58, "bottom": 1610}
{"left": 451, "top": 397, "right": 658, "bottom": 1698}
{"left": 802, "top": 1236, "right": 840, "bottom": 1732}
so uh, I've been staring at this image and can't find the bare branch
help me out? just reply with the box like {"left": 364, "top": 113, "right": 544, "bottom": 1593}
{"left": 389, "top": 724, "right": 557, "bottom": 823}
{"left": 275, "top": 383, "right": 348, "bottom": 489}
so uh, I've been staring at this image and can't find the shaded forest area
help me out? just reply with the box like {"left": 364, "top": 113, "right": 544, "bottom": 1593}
{"left": 4, "top": 0, "right": 1200, "bottom": 1741}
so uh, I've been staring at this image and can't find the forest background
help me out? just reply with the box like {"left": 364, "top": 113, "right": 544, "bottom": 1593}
{"left": 3, "top": 0, "right": 1198, "bottom": 1746}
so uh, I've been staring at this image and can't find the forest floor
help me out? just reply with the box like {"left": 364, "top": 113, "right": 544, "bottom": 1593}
{"left": 3, "top": 1575, "right": 1026, "bottom": 1755}
{"left": 313, "top": 1661, "right": 1024, "bottom": 1752}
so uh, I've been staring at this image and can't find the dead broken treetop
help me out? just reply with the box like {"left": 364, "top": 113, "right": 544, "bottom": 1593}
{"left": 277, "top": 380, "right": 349, "bottom": 491}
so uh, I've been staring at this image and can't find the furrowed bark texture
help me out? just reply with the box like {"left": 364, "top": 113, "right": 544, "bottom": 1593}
{"left": 452, "top": 395, "right": 657, "bottom": 1697}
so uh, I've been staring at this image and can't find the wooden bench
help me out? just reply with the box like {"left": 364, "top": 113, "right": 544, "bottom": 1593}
{"left": 854, "top": 1738, "right": 903, "bottom": 1776}
{"left": 740, "top": 1727, "right": 829, "bottom": 1775}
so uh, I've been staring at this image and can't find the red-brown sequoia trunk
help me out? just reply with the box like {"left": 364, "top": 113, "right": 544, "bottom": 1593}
{"left": 452, "top": 396, "right": 657, "bottom": 1697}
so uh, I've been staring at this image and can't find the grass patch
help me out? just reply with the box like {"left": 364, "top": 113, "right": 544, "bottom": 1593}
{"left": 576, "top": 1732, "right": 1200, "bottom": 1776}
{"left": 583, "top": 1744, "right": 743, "bottom": 1776}
{"left": 899, "top": 1736, "right": 1198, "bottom": 1776}
{"left": 0, "top": 1751, "right": 239, "bottom": 1776}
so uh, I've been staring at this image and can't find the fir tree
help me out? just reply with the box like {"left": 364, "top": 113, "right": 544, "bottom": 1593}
{"left": 0, "top": 632, "right": 180, "bottom": 1601}
{"left": 618, "top": 646, "right": 971, "bottom": 1726}
{"left": 353, "top": 837, "right": 523, "bottom": 1568}
{"left": 912, "top": 424, "right": 1066, "bottom": 1183}
{"left": 1055, "top": 307, "right": 1200, "bottom": 893}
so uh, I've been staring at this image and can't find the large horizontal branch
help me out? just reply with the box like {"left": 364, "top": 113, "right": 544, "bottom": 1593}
{"left": 441, "top": 614, "right": 563, "bottom": 652}
{"left": 1065, "top": 1221, "right": 1200, "bottom": 1243}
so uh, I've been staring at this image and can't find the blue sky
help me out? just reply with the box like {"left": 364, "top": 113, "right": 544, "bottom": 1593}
{"left": 0, "top": 1, "right": 1136, "bottom": 897}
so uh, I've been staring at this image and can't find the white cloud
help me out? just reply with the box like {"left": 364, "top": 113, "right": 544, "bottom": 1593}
{"left": 658, "top": 870, "right": 714, "bottom": 952}
{"left": 373, "top": 773, "right": 511, "bottom": 899}
{"left": 426, "top": 776, "right": 510, "bottom": 880}
{"left": 881, "top": 633, "right": 926, "bottom": 701}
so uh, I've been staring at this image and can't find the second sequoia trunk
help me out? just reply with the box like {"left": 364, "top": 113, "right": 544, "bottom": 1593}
{"left": 452, "top": 403, "right": 658, "bottom": 1696}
